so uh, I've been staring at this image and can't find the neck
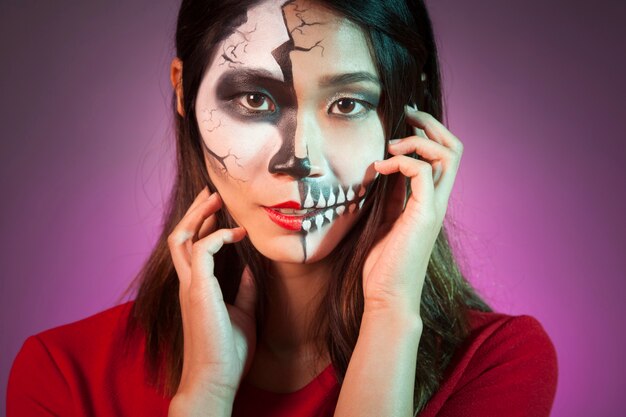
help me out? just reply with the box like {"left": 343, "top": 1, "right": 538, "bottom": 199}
{"left": 259, "top": 259, "right": 331, "bottom": 359}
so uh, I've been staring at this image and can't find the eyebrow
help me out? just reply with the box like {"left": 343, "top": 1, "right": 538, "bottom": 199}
{"left": 318, "top": 72, "right": 381, "bottom": 89}
{"left": 218, "top": 68, "right": 382, "bottom": 95}
{"left": 218, "top": 68, "right": 283, "bottom": 84}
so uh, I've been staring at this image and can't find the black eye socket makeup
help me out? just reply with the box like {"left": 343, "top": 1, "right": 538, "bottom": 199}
{"left": 214, "top": 69, "right": 294, "bottom": 122}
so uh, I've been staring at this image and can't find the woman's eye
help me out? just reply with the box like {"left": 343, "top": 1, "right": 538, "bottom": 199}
{"left": 329, "top": 98, "right": 371, "bottom": 117}
{"left": 235, "top": 93, "right": 275, "bottom": 113}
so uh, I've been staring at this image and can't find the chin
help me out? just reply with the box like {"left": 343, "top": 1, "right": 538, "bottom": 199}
{"left": 245, "top": 228, "right": 342, "bottom": 265}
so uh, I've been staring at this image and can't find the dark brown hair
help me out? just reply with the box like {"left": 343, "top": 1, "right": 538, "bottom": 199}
{"left": 123, "top": 0, "right": 492, "bottom": 414}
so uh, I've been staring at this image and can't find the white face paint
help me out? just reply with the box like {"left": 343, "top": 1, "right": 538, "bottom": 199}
{"left": 195, "top": 0, "right": 384, "bottom": 263}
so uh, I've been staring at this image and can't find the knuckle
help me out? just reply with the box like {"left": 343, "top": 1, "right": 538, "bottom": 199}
{"left": 167, "top": 230, "right": 182, "bottom": 247}
{"left": 417, "top": 159, "right": 433, "bottom": 174}
{"left": 454, "top": 140, "right": 464, "bottom": 155}
{"left": 442, "top": 147, "right": 455, "bottom": 161}
{"left": 193, "top": 231, "right": 226, "bottom": 256}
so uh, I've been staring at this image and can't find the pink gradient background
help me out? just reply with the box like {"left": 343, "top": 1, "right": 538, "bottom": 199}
{"left": 1, "top": 0, "right": 624, "bottom": 415}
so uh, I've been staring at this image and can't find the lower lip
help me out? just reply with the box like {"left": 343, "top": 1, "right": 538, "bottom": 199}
{"left": 263, "top": 207, "right": 321, "bottom": 231}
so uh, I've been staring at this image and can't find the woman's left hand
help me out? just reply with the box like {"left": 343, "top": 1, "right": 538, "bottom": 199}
{"left": 362, "top": 105, "right": 464, "bottom": 319}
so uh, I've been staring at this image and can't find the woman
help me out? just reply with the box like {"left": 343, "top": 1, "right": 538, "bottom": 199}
{"left": 7, "top": 0, "right": 558, "bottom": 416}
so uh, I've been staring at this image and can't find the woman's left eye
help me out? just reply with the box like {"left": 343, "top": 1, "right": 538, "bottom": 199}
{"left": 329, "top": 98, "right": 372, "bottom": 117}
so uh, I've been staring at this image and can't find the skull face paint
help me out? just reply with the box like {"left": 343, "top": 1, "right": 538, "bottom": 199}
{"left": 195, "top": 0, "right": 385, "bottom": 263}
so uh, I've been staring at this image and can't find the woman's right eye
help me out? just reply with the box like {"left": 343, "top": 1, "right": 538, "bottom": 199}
{"left": 234, "top": 92, "right": 276, "bottom": 114}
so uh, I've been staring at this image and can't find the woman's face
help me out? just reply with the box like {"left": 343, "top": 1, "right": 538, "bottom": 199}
{"left": 195, "top": 0, "right": 384, "bottom": 263}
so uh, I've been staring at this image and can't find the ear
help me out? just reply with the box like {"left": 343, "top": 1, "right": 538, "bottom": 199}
{"left": 170, "top": 57, "right": 185, "bottom": 117}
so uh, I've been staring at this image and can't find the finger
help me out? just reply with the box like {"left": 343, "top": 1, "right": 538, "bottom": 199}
{"left": 393, "top": 133, "right": 459, "bottom": 205}
{"left": 233, "top": 266, "right": 257, "bottom": 319}
{"left": 406, "top": 104, "right": 428, "bottom": 139}
{"left": 197, "top": 215, "right": 218, "bottom": 241}
{"left": 374, "top": 155, "right": 435, "bottom": 212}
{"left": 184, "top": 186, "right": 212, "bottom": 216}
{"left": 170, "top": 193, "right": 222, "bottom": 246}
{"left": 168, "top": 193, "right": 223, "bottom": 284}
{"left": 404, "top": 106, "right": 464, "bottom": 153}
{"left": 184, "top": 227, "right": 247, "bottom": 353}
{"left": 170, "top": 193, "right": 222, "bottom": 247}
{"left": 190, "top": 227, "right": 247, "bottom": 287}
{"left": 388, "top": 136, "right": 453, "bottom": 164}
{"left": 187, "top": 194, "right": 221, "bottom": 258}
{"left": 380, "top": 172, "right": 405, "bottom": 228}
{"left": 387, "top": 136, "right": 454, "bottom": 187}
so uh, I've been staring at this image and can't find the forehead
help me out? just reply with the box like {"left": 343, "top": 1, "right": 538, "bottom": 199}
{"left": 213, "top": 0, "right": 376, "bottom": 82}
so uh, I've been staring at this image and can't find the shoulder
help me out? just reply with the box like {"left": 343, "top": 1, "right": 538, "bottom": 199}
{"left": 421, "top": 309, "right": 558, "bottom": 417}
{"left": 464, "top": 309, "right": 558, "bottom": 373}
{"left": 7, "top": 301, "right": 148, "bottom": 416}
{"left": 465, "top": 310, "right": 558, "bottom": 382}
{"left": 12, "top": 300, "right": 140, "bottom": 371}
{"left": 466, "top": 309, "right": 557, "bottom": 351}
{"left": 33, "top": 301, "right": 136, "bottom": 350}
{"left": 18, "top": 301, "right": 139, "bottom": 370}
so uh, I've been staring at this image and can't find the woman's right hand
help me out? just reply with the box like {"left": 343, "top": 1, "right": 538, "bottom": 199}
{"left": 167, "top": 186, "right": 258, "bottom": 416}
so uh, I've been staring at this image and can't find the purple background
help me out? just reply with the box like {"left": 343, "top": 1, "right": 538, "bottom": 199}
{"left": 1, "top": 0, "right": 624, "bottom": 415}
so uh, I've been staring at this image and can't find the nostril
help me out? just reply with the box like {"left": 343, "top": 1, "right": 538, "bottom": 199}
{"left": 268, "top": 154, "right": 312, "bottom": 179}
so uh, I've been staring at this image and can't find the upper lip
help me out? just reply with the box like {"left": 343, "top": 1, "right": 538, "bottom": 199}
{"left": 267, "top": 201, "right": 302, "bottom": 209}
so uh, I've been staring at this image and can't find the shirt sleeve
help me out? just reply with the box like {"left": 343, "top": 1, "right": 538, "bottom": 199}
{"left": 7, "top": 335, "right": 75, "bottom": 417}
{"left": 434, "top": 315, "right": 558, "bottom": 417}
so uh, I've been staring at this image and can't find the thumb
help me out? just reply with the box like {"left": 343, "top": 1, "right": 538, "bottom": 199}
{"left": 234, "top": 265, "right": 257, "bottom": 318}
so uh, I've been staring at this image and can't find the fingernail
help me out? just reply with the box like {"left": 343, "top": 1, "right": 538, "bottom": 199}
{"left": 405, "top": 104, "right": 419, "bottom": 113}
{"left": 388, "top": 139, "right": 402, "bottom": 145}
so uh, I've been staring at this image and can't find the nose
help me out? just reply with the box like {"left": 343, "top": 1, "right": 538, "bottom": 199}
{"left": 268, "top": 107, "right": 323, "bottom": 179}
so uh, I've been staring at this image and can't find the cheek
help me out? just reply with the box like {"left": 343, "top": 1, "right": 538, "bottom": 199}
{"left": 324, "top": 116, "right": 385, "bottom": 182}
{"left": 197, "top": 107, "right": 281, "bottom": 180}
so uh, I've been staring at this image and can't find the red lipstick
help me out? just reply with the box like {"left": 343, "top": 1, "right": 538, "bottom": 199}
{"left": 268, "top": 201, "right": 301, "bottom": 209}
{"left": 263, "top": 207, "right": 303, "bottom": 231}
{"left": 264, "top": 201, "right": 305, "bottom": 231}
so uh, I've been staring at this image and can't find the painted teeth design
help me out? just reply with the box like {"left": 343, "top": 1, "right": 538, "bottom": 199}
{"left": 311, "top": 186, "right": 320, "bottom": 203}
{"left": 316, "top": 192, "right": 326, "bottom": 208}
{"left": 327, "top": 187, "right": 336, "bottom": 206}
{"left": 304, "top": 187, "right": 314, "bottom": 208}
{"left": 301, "top": 182, "right": 368, "bottom": 210}
{"left": 315, "top": 214, "right": 324, "bottom": 230}
{"left": 324, "top": 208, "right": 334, "bottom": 222}
{"left": 297, "top": 196, "right": 367, "bottom": 232}
{"left": 297, "top": 182, "right": 373, "bottom": 232}
{"left": 346, "top": 186, "right": 355, "bottom": 201}
{"left": 337, "top": 187, "right": 345, "bottom": 204}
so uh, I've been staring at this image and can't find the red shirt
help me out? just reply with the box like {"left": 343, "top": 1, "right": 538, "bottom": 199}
{"left": 7, "top": 301, "right": 558, "bottom": 417}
